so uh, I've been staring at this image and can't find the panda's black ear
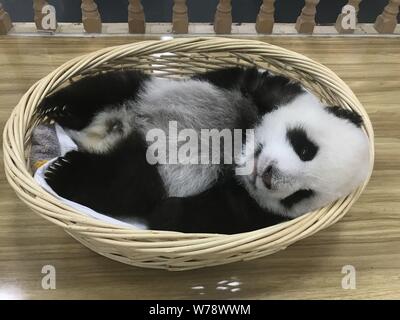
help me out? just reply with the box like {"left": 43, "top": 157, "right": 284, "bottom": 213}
{"left": 325, "top": 106, "right": 363, "bottom": 127}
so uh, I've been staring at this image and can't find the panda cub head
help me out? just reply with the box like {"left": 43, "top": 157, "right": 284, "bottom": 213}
{"left": 238, "top": 89, "right": 371, "bottom": 218}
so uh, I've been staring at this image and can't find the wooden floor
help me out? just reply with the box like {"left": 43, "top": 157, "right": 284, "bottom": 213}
{"left": 0, "top": 36, "right": 399, "bottom": 300}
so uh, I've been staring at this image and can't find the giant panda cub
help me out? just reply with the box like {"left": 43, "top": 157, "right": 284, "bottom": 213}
{"left": 37, "top": 67, "right": 370, "bottom": 234}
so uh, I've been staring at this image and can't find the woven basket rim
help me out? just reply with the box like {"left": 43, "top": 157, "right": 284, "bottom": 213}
{"left": 3, "top": 37, "right": 375, "bottom": 270}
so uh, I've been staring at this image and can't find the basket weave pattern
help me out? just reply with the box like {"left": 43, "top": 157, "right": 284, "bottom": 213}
{"left": 3, "top": 38, "right": 374, "bottom": 271}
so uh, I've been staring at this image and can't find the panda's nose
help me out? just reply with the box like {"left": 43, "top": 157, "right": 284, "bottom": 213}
{"left": 262, "top": 165, "right": 274, "bottom": 190}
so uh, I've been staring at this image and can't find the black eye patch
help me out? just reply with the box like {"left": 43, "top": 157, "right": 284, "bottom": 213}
{"left": 286, "top": 127, "right": 318, "bottom": 162}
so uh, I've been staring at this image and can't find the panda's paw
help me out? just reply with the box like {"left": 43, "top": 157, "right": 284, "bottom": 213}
{"left": 44, "top": 151, "right": 86, "bottom": 198}
{"left": 36, "top": 94, "right": 88, "bottom": 130}
{"left": 37, "top": 93, "right": 70, "bottom": 119}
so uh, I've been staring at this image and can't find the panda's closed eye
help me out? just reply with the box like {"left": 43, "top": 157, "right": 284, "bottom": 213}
{"left": 286, "top": 127, "right": 318, "bottom": 161}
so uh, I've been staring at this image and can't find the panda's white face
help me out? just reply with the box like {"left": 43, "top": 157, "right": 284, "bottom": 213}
{"left": 237, "top": 91, "right": 371, "bottom": 218}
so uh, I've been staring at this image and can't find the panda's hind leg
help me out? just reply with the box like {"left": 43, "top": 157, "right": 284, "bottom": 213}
{"left": 36, "top": 70, "right": 150, "bottom": 131}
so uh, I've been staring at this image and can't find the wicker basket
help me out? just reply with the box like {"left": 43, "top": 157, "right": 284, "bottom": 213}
{"left": 3, "top": 37, "right": 374, "bottom": 271}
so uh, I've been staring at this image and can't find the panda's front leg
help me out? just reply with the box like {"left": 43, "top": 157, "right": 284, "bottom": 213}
{"left": 36, "top": 70, "right": 150, "bottom": 131}
{"left": 45, "top": 151, "right": 93, "bottom": 201}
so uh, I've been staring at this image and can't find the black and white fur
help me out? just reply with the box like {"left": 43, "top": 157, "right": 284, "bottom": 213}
{"left": 37, "top": 67, "right": 370, "bottom": 234}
